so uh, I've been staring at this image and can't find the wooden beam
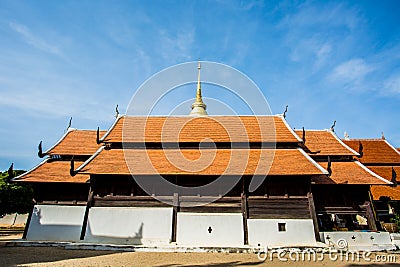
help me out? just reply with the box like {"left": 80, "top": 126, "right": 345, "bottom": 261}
{"left": 307, "top": 192, "right": 320, "bottom": 242}
{"left": 171, "top": 193, "right": 179, "bottom": 243}
{"left": 241, "top": 193, "right": 249, "bottom": 245}
{"left": 80, "top": 188, "right": 94, "bottom": 240}
{"left": 364, "top": 201, "right": 378, "bottom": 231}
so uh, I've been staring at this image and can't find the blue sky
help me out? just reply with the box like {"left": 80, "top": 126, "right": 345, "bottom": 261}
{"left": 0, "top": 0, "right": 399, "bottom": 170}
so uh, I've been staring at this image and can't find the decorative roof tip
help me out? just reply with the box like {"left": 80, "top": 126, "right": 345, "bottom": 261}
{"left": 115, "top": 104, "right": 119, "bottom": 118}
{"left": 330, "top": 120, "right": 336, "bottom": 133}
{"left": 283, "top": 105, "right": 288, "bottom": 119}
{"left": 344, "top": 131, "right": 350, "bottom": 140}
{"left": 189, "top": 60, "right": 208, "bottom": 116}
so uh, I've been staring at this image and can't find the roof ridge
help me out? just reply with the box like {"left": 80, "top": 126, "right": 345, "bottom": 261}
{"left": 328, "top": 129, "right": 360, "bottom": 156}
{"left": 297, "top": 148, "right": 329, "bottom": 175}
{"left": 356, "top": 161, "right": 392, "bottom": 185}
{"left": 280, "top": 116, "right": 302, "bottom": 142}
{"left": 344, "top": 138, "right": 386, "bottom": 141}
{"left": 384, "top": 139, "right": 400, "bottom": 157}
{"left": 11, "top": 159, "right": 48, "bottom": 181}
{"left": 44, "top": 130, "right": 74, "bottom": 154}
{"left": 75, "top": 146, "right": 105, "bottom": 173}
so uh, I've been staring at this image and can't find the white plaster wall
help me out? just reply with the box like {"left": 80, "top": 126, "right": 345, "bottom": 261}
{"left": 247, "top": 219, "right": 317, "bottom": 247}
{"left": 13, "top": 213, "right": 28, "bottom": 227}
{"left": 176, "top": 213, "right": 243, "bottom": 247}
{"left": 321, "top": 232, "right": 395, "bottom": 251}
{"left": 84, "top": 207, "right": 173, "bottom": 245}
{"left": 26, "top": 205, "right": 86, "bottom": 241}
{"left": 0, "top": 214, "right": 17, "bottom": 227}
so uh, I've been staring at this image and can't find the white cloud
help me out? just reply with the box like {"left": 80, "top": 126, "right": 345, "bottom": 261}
{"left": 158, "top": 28, "right": 195, "bottom": 62}
{"left": 317, "top": 43, "right": 332, "bottom": 60}
{"left": 9, "top": 21, "right": 62, "bottom": 56}
{"left": 329, "top": 58, "right": 375, "bottom": 84}
{"left": 239, "top": 0, "right": 265, "bottom": 11}
{"left": 384, "top": 75, "right": 400, "bottom": 94}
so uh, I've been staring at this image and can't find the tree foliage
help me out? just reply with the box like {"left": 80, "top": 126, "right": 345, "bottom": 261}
{"left": 0, "top": 170, "right": 33, "bottom": 216}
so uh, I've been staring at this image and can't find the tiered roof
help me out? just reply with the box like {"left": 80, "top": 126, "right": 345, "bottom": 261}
{"left": 292, "top": 129, "right": 388, "bottom": 185}
{"left": 12, "top": 116, "right": 397, "bottom": 188}
{"left": 343, "top": 139, "right": 400, "bottom": 200}
{"left": 77, "top": 115, "right": 325, "bottom": 177}
{"left": 13, "top": 129, "right": 105, "bottom": 183}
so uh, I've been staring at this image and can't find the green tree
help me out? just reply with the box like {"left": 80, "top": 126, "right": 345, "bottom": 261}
{"left": 0, "top": 170, "right": 33, "bottom": 216}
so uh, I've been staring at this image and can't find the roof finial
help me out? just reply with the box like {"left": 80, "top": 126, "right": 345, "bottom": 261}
{"left": 66, "top": 117, "right": 72, "bottom": 131}
{"left": 344, "top": 131, "right": 350, "bottom": 140}
{"left": 283, "top": 105, "right": 288, "bottom": 119}
{"left": 38, "top": 141, "right": 45, "bottom": 158}
{"left": 330, "top": 120, "right": 336, "bottom": 132}
{"left": 189, "top": 60, "right": 208, "bottom": 116}
{"left": 115, "top": 104, "right": 119, "bottom": 118}
{"left": 382, "top": 131, "right": 386, "bottom": 140}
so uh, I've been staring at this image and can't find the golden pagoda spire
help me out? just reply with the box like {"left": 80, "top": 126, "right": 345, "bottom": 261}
{"left": 189, "top": 60, "right": 208, "bottom": 116}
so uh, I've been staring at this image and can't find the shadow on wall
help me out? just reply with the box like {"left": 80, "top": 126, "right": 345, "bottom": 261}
{"left": 84, "top": 222, "right": 144, "bottom": 245}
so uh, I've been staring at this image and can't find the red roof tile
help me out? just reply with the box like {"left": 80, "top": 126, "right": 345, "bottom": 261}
{"left": 78, "top": 148, "right": 326, "bottom": 176}
{"left": 13, "top": 160, "right": 89, "bottom": 183}
{"left": 46, "top": 129, "right": 106, "bottom": 156}
{"left": 367, "top": 166, "right": 400, "bottom": 182}
{"left": 312, "top": 161, "right": 390, "bottom": 185}
{"left": 101, "top": 116, "right": 301, "bottom": 144}
{"left": 343, "top": 139, "right": 400, "bottom": 164}
{"left": 294, "top": 130, "right": 358, "bottom": 156}
{"left": 371, "top": 185, "right": 400, "bottom": 201}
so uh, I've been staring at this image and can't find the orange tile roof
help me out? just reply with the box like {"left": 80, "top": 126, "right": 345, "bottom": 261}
{"left": 13, "top": 160, "right": 89, "bottom": 183}
{"left": 78, "top": 148, "right": 327, "bottom": 176}
{"left": 371, "top": 185, "right": 400, "bottom": 200}
{"left": 312, "top": 161, "right": 390, "bottom": 185}
{"left": 343, "top": 139, "right": 400, "bottom": 164}
{"left": 367, "top": 166, "right": 400, "bottom": 200}
{"left": 294, "top": 130, "right": 359, "bottom": 156}
{"left": 367, "top": 166, "right": 400, "bottom": 182}
{"left": 100, "top": 115, "right": 301, "bottom": 144}
{"left": 46, "top": 129, "right": 106, "bottom": 156}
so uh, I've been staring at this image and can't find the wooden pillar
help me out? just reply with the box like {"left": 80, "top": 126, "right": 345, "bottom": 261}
{"left": 364, "top": 201, "right": 378, "bottom": 231}
{"left": 171, "top": 193, "right": 179, "bottom": 243}
{"left": 80, "top": 187, "right": 94, "bottom": 240}
{"left": 307, "top": 192, "right": 320, "bottom": 242}
{"left": 241, "top": 192, "right": 249, "bottom": 245}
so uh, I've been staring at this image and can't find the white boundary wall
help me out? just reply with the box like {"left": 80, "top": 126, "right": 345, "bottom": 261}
{"left": 26, "top": 205, "right": 86, "bottom": 241}
{"left": 248, "top": 219, "right": 317, "bottom": 247}
{"left": 176, "top": 213, "right": 243, "bottom": 247}
{"left": 84, "top": 207, "right": 173, "bottom": 245}
{"left": 321, "top": 231, "right": 396, "bottom": 251}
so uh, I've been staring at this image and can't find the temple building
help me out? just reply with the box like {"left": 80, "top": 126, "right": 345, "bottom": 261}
{"left": 12, "top": 64, "right": 399, "bottom": 250}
